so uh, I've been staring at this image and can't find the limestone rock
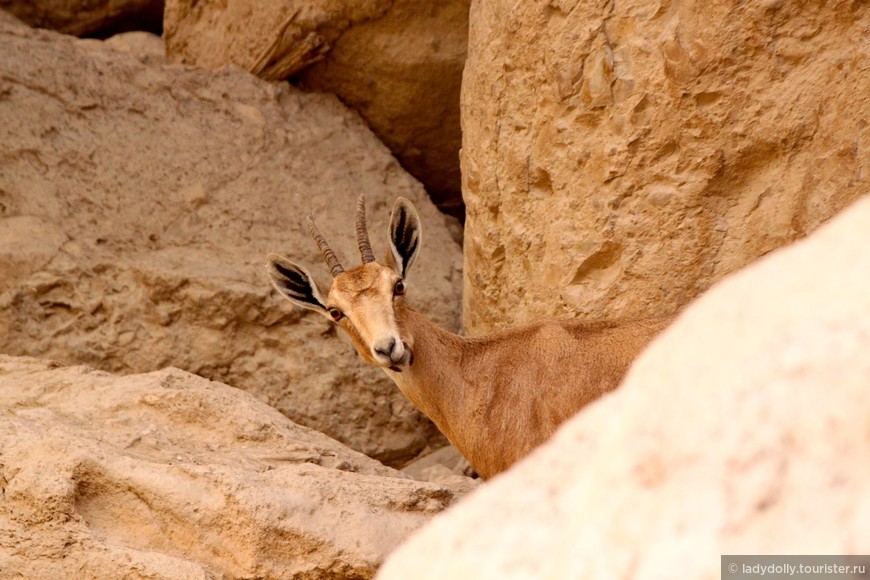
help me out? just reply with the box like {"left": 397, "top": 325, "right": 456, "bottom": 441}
{"left": 0, "top": 0, "right": 162, "bottom": 36}
{"left": 103, "top": 30, "right": 167, "bottom": 64}
{"left": 379, "top": 195, "right": 870, "bottom": 579}
{"left": 0, "top": 17, "right": 463, "bottom": 464}
{"left": 461, "top": 0, "right": 870, "bottom": 334}
{"left": 0, "top": 356, "right": 461, "bottom": 578}
{"left": 402, "top": 445, "right": 473, "bottom": 479}
{"left": 164, "top": 0, "right": 469, "bottom": 214}
{"left": 401, "top": 445, "right": 479, "bottom": 494}
{"left": 298, "top": 0, "right": 469, "bottom": 214}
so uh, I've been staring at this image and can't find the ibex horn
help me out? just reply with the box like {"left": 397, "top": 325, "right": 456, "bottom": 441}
{"left": 355, "top": 194, "right": 376, "bottom": 264}
{"left": 306, "top": 215, "right": 345, "bottom": 278}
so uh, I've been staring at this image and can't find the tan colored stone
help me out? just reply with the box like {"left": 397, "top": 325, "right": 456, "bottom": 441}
{"left": 103, "top": 30, "right": 166, "bottom": 64}
{"left": 378, "top": 195, "right": 870, "bottom": 579}
{"left": 402, "top": 445, "right": 473, "bottom": 478}
{"left": 0, "top": 17, "right": 462, "bottom": 464}
{"left": 163, "top": 0, "right": 469, "bottom": 214}
{"left": 0, "top": 356, "right": 462, "bottom": 578}
{"left": 461, "top": 0, "right": 870, "bottom": 334}
{"left": 298, "top": 0, "right": 469, "bottom": 214}
{"left": 401, "top": 445, "right": 479, "bottom": 494}
{"left": 0, "top": 0, "right": 162, "bottom": 36}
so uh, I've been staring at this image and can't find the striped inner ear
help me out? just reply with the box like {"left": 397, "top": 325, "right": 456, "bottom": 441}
{"left": 273, "top": 262, "right": 323, "bottom": 308}
{"left": 391, "top": 206, "right": 419, "bottom": 276}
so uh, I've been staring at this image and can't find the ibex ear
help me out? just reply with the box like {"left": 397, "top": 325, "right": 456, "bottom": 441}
{"left": 266, "top": 253, "right": 328, "bottom": 315}
{"left": 387, "top": 197, "right": 422, "bottom": 279}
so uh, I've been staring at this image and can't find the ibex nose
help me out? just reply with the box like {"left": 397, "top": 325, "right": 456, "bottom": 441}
{"left": 373, "top": 337, "right": 405, "bottom": 364}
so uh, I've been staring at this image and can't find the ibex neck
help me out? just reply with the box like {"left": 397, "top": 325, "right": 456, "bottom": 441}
{"left": 384, "top": 304, "right": 472, "bottom": 448}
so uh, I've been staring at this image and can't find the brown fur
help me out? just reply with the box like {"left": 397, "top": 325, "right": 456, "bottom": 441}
{"left": 329, "top": 264, "right": 403, "bottom": 367}
{"left": 384, "top": 302, "right": 674, "bottom": 478}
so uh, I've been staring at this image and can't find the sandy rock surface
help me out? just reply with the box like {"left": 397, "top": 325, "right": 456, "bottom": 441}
{"left": 461, "top": 0, "right": 870, "bottom": 334}
{"left": 103, "top": 30, "right": 167, "bottom": 64}
{"left": 379, "top": 195, "right": 870, "bottom": 579}
{"left": 0, "top": 356, "right": 461, "bottom": 579}
{"left": 298, "top": 0, "right": 469, "bottom": 214}
{"left": 0, "top": 15, "right": 463, "bottom": 464}
{"left": 164, "top": 0, "right": 469, "bottom": 213}
{"left": 401, "top": 445, "right": 479, "bottom": 495}
{"left": 0, "top": 0, "right": 162, "bottom": 36}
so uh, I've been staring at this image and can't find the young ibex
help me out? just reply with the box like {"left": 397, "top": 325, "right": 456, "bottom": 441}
{"left": 267, "top": 196, "right": 673, "bottom": 479}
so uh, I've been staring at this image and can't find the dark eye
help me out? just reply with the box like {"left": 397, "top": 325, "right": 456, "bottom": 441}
{"left": 328, "top": 308, "right": 343, "bottom": 321}
{"left": 394, "top": 280, "right": 405, "bottom": 296}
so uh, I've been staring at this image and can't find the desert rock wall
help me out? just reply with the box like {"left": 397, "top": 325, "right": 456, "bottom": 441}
{"left": 461, "top": 0, "right": 869, "bottom": 333}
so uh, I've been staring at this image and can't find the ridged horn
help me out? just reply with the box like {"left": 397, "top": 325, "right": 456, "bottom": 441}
{"left": 306, "top": 215, "right": 345, "bottom": 278}
{"left": 355, "top": 195, "right": 376, "bottom": 264}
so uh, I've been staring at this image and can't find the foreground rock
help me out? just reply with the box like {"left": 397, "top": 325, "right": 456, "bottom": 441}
{"left": 0, "top": 356, "right": 461, "bottom": 578}
{"left": 0, "top": 16, "right": 463, "bottom": 464}
{"left": 380, "top": 195, "right": 870, "bottom": 578}
{"left": 0, "top": 0, "right": 162, "bottom": 36}
{"left": 164, "top": 0, "right": 469, "bottom": 213}
{"left": 461, "top": 0, "right": 869, "bottom": 333}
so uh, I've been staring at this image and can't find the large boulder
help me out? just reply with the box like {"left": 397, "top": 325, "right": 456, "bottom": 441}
{"left": 461, "top": 0, "right": 870, "bottom": 334}
{"left": 379, "top": 195, "right": 870, "bottom": 579}
{"left": 0, "top": 0, "right": 162, "bottom": 36}
{"left": 0, "top": 16, "right": 463, "bottom": 464}
{"left": 164, "top": 0, "right": 469, "bottom": 214}
{"left": 0, "top": 356, "right": 462, "bottom": 578}
{"left": 297, "top": 0, "right": 469, "bottom": 215}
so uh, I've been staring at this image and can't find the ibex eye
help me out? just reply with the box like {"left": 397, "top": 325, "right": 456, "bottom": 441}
{"left": 328, "top": 308, "right": 343, "bottom": 321}
{"left": 394, "top": 280, "right": 405, "bottom": 296}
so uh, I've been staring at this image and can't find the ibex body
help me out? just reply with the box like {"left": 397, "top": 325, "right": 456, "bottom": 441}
{"left": 267, "top": 197, "right": 673, "bottom": 479}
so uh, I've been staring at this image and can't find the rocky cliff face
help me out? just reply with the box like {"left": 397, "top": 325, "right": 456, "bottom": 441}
{"left": 0, "top": 15, "right": 463, "bottom": 465}
{"left": 461, "top": 0, "right": 869, "bottom": 334}
{"left": 380, "top": 194, "right": 870, "bottom": 580}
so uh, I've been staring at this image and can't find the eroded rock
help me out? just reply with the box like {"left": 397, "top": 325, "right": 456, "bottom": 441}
{"left": 461, "top": 0, "right": 870, "bottom": 334}
{"left": 0, "top": 356, "right": 462, "bottom": 578}
{"left": 401, "top": 445, "right": 479, "bottom": 494}
{"left": 164, "top": 0, "right": 469, "bottom": 213}
{"left": 0, "top": 0, "right": 162, "bottom": 36}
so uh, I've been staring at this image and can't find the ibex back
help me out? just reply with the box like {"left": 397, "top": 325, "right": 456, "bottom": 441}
{"left": 267, "top": 196, "right": 673, "bottom": 479}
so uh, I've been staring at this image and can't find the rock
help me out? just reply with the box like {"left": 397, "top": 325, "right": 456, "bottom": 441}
{"left": 402, "top": 445, "right": 473, "bottom": 479}
{"left": 103, "top": 30, "right": 166, "bottom": 64}
{"left": 378, "top": 195, "right": 870, "bottom": 579}
{"left": 405, "top": 465, "right": 478, "bottom": 496}
{"left": 0, "top": 17, "right": 463, "bottom": 464}
{"left": 460, "top": 0, "right": 870, "bottom": 334}
{"left": 0, "top": 0, "right": 162, "bottom": 36}
{"left": 401, "top": 446, "right": 479, "bottom": 494}
{"left": 163, "top": 0, "right": 469, "bottom": 214}
{"left": 298, "top": 0, "right": 469, "bottom": 215}
{"left": 0, "top": 355, "right": 462, "bottom": 578}
{"left": 162, "top": 0, "right": 359, "bottom": 74}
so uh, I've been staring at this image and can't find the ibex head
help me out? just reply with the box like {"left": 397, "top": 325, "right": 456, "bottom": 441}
{"left": 266, "top": 196, "right": 422, "bottom": 372}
